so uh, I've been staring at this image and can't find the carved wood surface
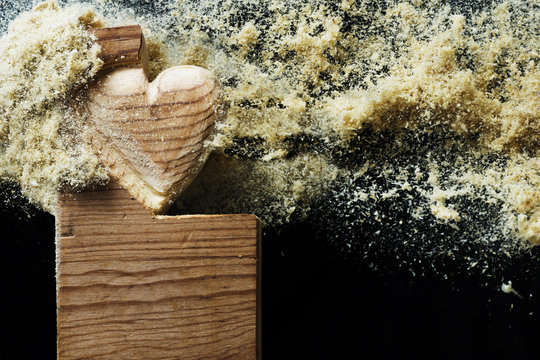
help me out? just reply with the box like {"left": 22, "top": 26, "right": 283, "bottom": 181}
{"left": 89, "top": 26, "right": 223, "bottom": 214}
{"left": 87, "top": 65, "right": 222, "bottom": 214}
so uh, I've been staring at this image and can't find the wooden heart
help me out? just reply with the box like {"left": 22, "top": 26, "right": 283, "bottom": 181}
{"left": 87, "top": 65, "right": 223, "bottom": 214}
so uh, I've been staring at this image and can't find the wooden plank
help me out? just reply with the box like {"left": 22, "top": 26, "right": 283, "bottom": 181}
{"left": 56, "top": 181, "right": 261, "bottom": 359}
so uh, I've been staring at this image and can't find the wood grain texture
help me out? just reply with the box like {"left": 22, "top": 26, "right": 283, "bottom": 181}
{"left": 56, "top": 182, "right": 261, "bottom": 360}
{"left": 87, "top": 65, "right": 223, "bottom": 214}
{"left": 93, "top": 25, "right": 149, "bottom": 75}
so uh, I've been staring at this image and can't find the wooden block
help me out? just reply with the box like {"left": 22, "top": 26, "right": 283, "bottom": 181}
{"left": 56, "top": 182, "right": 261, "bottom": 359}
{"left": 93, "top": 25, "right": 149, "bottom": 75}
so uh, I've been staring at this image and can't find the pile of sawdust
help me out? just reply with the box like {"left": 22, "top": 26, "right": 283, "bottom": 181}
{"left": 0, "top": 0, "right": 538, "bottom": 247}
{"left": 0, "top": 0, "right": 107, "bottom": 212}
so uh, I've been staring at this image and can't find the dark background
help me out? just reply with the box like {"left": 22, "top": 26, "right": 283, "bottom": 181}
{"left": 2, "top": 184, "right": 540, "bottom": 360}
{"left": 2, "top": 0, "right": 540, "bottom": 359}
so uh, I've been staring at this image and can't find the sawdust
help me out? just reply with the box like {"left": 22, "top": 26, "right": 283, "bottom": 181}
{"left": 0, "top": 0, "right": 538, "bottom": 249}
{"left": 0, "top": 0, "right": 107, "bottom": 212}
{"left": 165, "top": 0, "right": 539, "bottom": 244}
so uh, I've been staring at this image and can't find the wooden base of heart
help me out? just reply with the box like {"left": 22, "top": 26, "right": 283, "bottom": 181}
{"left": 56, "top": 182, "right": 261, "bottom": 359}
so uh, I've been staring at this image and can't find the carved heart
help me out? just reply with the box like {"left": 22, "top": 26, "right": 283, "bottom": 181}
{"left": 87, "top": 65, "right": 223, "bottom": 214}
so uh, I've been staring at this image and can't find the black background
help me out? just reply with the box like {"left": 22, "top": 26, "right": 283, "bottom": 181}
{"left": 2, "top": 0, "right": 540, "bottom": 359}
{"left": 2, "top": 187, "right": 540, "bottom": 360}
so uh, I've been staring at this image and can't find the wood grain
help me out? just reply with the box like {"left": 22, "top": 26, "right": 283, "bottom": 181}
{"left": 93, "top": 25, "right": 149, "bottom": 75}
{"left": 87, "top": 42, "right": 224, "bottom": 214}
{"left": 56, "top": 182, "right": 261, "bottom": 359}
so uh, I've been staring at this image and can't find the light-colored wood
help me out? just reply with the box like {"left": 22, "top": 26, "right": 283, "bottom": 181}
{"left": 56, "top": 181, "right": 261, "bottom": 359}
{"left": 87, "top": 66, "right": 223, "bottom": 214}
{"left": 89, "top": 27, "right": 225, "bottom": 214}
